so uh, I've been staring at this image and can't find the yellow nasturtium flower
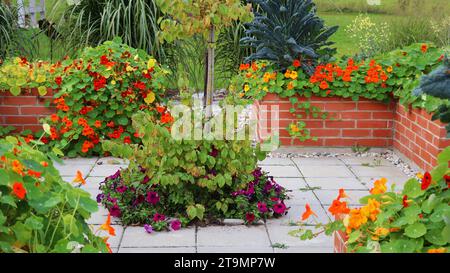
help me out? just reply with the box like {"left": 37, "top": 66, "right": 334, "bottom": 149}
{"left": 147, "top": 58, "right": 156, "bottom": 69}
{"left": 126, "top": 65, "right": 134, "bottom": 72}
{"left": 144, "top": 91, "right": 156, "bottom": 104}
{"left": 36, "top": 74, "right": 46, "bottom": 83}
{"left": 244, "top": 84, "right": 250, "bottom": 92}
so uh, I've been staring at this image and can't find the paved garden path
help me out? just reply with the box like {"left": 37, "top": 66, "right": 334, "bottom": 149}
{"left": 55, "top": 151, "right": 411, "bottom": 253}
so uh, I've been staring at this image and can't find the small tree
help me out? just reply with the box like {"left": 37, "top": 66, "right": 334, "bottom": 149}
{"left": 156, "top": 0, "right": 252, "bottom": 118}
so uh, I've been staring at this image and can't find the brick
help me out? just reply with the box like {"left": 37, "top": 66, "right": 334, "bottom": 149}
{"left": 0, "top": 106, "right": 20, "bottom": 115}
{"left": 5, "top": 116, "right": 38, "bottom": 124}
{"left": 324, "top": 103, "right": 357, "bottom": 111}
{"left": 357, "top": 120, "right": 388, "bottom": 128}
{"left": 372, "top": 111, "right": 395, "bottom": 119}
{"left": 310, "top": 128, "right": 341, "bottom": 137}
{"left": 20, "top": 106, "right": 55, "bottom": 115}
{"left": 358, "top": 101, "right": 390, "bottom": 111}
{"left": 342, "top": 129, "right": 371, "bottom": 137}
{"left": 373, "top": 129, "right": 393, "bottom": 138}
{"left": 325, "top": 120, "right": 355, "bottom": 128}
{"left": 2, "top": 96, "right": 38, "bottom": 106}
{"left": 340, "top": 112, "right": 371, "bottom": 120}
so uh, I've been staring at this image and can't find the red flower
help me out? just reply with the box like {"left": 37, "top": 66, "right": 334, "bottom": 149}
{"left": 94, "top": 76, "right": 107, "bottom": 91}
{"left": 12, "top": 182, "right": 26, "bottom": 199}
{"left": 133, "top": 81, "right": 146, "bottom": 90}
{"left": 444, "top": 174, "right": 450, "bottom": 188}
{"left": 123, "top": 136, "right": 131, "bottom": 144}
{"left": 107, "top": 121, "right": 115, "bottom": 128}
{"left": 100, "top": 55, "right": 115, "bottom": 69}
{"left": 55, "top": 76, "right": 62, "bottom": 86}
{"left": 421, "top": 44, "right": 428, "bottom": 53}
{"left": 245, "top": 212, "right": 255, "bottom": 223}
{"left": 421, "top": 172, "right": 432, "bottom": 190}
{"left": 292, "top": 59, "right": 301, "bottom": 68}
{"left": 402, "top": 195, "right": 409, "bottom": 208}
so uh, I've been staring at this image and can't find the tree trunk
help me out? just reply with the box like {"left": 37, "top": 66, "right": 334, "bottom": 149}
{"left": 203, "top": 25, "right": 215, "bottom": 119}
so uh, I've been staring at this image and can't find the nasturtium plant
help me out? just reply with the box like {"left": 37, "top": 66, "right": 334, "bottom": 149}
{"left": 98, "top": 112, "right": 288, "bottom": 231}
{"left": 295, "top": 147, "right": 450, "bottom": 253}
{"left": 0, "top": 135, "right": 110, "bottom": 253}
{"left": 42, "top": 38, "right": 170, "bottom": 157}
{"left": 227, "top": 43, "right": 448, "bottom": 143}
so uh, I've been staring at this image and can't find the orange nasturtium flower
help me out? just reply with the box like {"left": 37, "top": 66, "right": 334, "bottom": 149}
{"left": 360, "top": 198, "right": 381, "bottom": 221}
{"left": 301, "top": 204, "right": 317, "bottom": 221}
{"left": 12, "top": 160, "right": 24, "bottom": 176}
{"left": 103, "top": 237, "right": 113, "bottom": 253}
{"left": 99, "top": 213, "right": 116, "bottom": 236}
{"left": 40, "top": 161, "right": 49, "bottom": 167}
{"left": 421, "top": 44, "right": 428, "bottom": 53}
{"left": 369, "top": 178, "right": 387, "bottom": 194}
{"left": 337, "top": 188, "right": 348, "bottom": 200}
{"left": 345, "top": 208, "right": 368, "bottom": 233}
{"left": 328, "top": 199, "right": 350, "bottom": 216}
{"left": 319, "top": 81, "right": 329, "bottom": 90}
{"left": 73, "top": 170, "right": 86, "bottom": 185}
{"left": 12, "top": 182, "right": 27, "bottom": 199}
{"left": 427, "top": 248, "right": 447, "bottom": 253}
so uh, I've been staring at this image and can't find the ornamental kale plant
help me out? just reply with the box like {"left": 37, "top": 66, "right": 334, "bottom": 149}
{"left": 98, "top": 112, "right": 288, "bottom": 230}
{"left": 241, "top": 0, "right": 338, "bottom": 74}
{"left": 43, "top": 38, "right": 170, "bottom": 157}
{"left": 0, "top": 135, "right": 110, "bottom": 253}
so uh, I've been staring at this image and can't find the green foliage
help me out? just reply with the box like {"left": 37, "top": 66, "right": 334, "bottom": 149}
{"left": 98, "top": 112, "right": 288, "bottom": 228}
{"left": 56, "top": 0, "right": 166, "bottom": 61}
{"left": 0, "top": 2, "right": 35, "bottom": 61}
{"left": 241, "top": 0, "right": 338, "bottom": 74}
{"left": 296, "top": 147, "right": 450, "bottom": 253}
{"left": 0, "top": 135, "right": 108, "bottom": 253}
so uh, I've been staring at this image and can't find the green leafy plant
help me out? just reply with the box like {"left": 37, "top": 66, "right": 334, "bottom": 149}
{"left": 43, "top": 38, "right": 170, "bottom": 157}
{"left": 0, "top": 135, "right": 109, "bottom": 253}
{"left": 55, "top": 0, "right": 166, "bottom": 61}
{"left": 241, "top": 0, "right": 338, "bottom": 74}
{"left": 294, "top": 147, "right": 450, "bottom": 253}
{"left": 98, "top": 111, "right": 288, "bottom": 229}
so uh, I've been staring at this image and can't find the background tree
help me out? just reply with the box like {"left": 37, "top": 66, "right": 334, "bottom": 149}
{"left": 156, "top": 0, "right": 253, "bottom": 117}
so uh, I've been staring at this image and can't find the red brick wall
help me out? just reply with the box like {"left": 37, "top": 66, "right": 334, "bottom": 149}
{"left": 0, "top": 88, "right": 55, "bottom": 132}
{"left": 256, "top": 94, "right": 395, "bottom": 147}
{"left": 393, "top": 104, "right": 449, "bottom": 171}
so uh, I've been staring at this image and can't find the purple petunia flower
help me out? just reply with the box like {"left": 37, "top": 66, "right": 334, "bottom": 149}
{"left": 146, "top": 191, "right": 160, "bottom": 205}
{"left": 108, "top": 170, "right": 121, "bottom": 180}
{"left": 209, "top": 147, "right": 219, "bottom": 157}
{"left": 257, "top": 202, "right": 268, "bottom": 213}
{"left": 144, "top": 224, "right": 153, "bottom": 234}
{"left": 142, "top": 176, "right": 150, "bottom": 184}
{"left": 170, "top": 219, "right": 182, "bottom": 231}
{"left": 153, "top": 213, "right": 165, "bottom": 222}
{"left": 96, "top": 193, "right": 104, "bottom": 203}
{"left": 110, "top": 204, "right": 121, "bottom": 217}
{"left": 273, "top": 203, "right": 286, "bottom": 214}
{"left": 116, "top": 185, "right": 128, "bottom": 193}
{"left": 252, "top": 168, "right": 262, "bottom": 178}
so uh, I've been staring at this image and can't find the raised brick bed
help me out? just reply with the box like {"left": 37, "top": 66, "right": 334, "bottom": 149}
{"left": 256, "top": 93, "right": 449, "bottom": 171}
{"left": 393, "top": 104, "right": 449, "bottom": 171}
{"left": 255, "top": 94, "right": 395, "bottom": 147}
{"left": 0, "top": 88, "right": 55, "bottom": 132}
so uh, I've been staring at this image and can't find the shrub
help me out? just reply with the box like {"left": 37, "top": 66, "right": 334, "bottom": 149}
{"left": 345, "top": 14, "right": 391, "bottom": 57}
{"left": 0, "top": 135, "right": 110, "bottom": 253}
{"left": 98, "top": 112, "right": 288, "bottom": 230}
{"left": 43, "top": 38, "right": 169, "bottom": 157}
{"left": 296, "top": 147, "right": 450, "bottom": 253}
{"left": 241, "top": 0, "right": 338, "bottom": 74}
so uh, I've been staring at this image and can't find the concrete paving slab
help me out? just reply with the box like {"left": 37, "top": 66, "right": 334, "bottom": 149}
{"left": 120, "top": 227, "right": 196, "bottom": 248}
{"left": 298, "top": 165, "right": 354, "bottom": 178}
{"left": 197, "top": 225, "right": 270, "bottom": 247}
{"left": 304, "top": 177, "right": 367, "bottom": 190}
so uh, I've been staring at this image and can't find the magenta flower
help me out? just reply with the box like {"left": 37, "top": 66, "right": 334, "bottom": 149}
{"left": 257, "top": 202, "right": 268, "bottom": 213}
{"left": 142, "top": 176, "right": 150, "bottom": 184}
{"left": 146, "top": 191, "right": 160, "bottom": 205}
{"left": 144, "top": 224, "right": 153, "bottom": 234}
{"left": 116, "top": 185, "right": 127, "bottom": 193}
{"left": 170, "top": 219, "right": 182, "bottom": 231}
{"left": 209, "top": 147, "right": 219, "bottom": 157}
{"left": 245, "top": 212, "right": 255, "bottom": 223}
{"left": 153, "top": 213, "right": 165, "bottom": 222}
{"left": 273, "top": 203, "right": 286, "bottom": 214}
{"left": 109, "top": 204, "right": 121, "bottom": 217}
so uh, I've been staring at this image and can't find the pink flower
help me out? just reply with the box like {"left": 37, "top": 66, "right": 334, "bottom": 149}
{"left": 273, "top": 203, "right": 286, "bottom": 214}
{"left": 245, "top": 213, "right": 255, "bottom": 223}
{"left": 153, "top": 213, "right": 165, "bottom": 222}
{"left": 257, "top": 202, "right": 268, "bottom": 213}
{"left": 170, "top": 220, "right": 181, "bottom": 231}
